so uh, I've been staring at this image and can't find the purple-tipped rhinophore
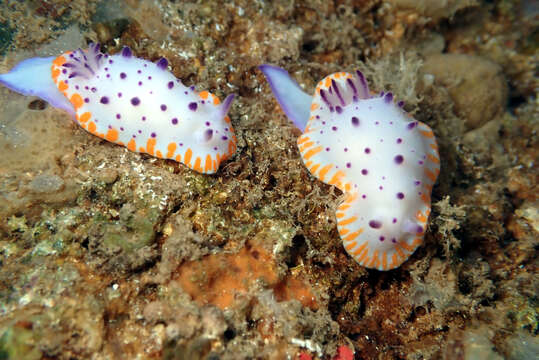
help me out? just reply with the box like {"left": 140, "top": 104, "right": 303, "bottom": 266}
{"left": 221, "top": 93, "right": 235, "bottom": 116}
{"left": 156, "top": 57, "right": 168, "bottom": 70}
{"left": 121, "top": 46, "right": 132, "bottom": 58}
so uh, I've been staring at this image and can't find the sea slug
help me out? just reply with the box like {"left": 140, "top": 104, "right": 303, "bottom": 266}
{"left": 0, "top": 43, "right": 236, "bottom": 174}
{"left": 260, "top": 65, "right": 440, "bottom": 270}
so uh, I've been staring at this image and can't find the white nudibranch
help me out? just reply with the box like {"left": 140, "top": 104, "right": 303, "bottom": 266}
{"left": 260, "top": 65, "right": 440, "bottom": 270}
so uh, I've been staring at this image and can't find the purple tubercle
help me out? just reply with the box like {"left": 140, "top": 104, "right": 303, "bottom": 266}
{"left": 121, "top": 46, "right": 132, "bottom": 58}
{"left": 188, "top": 102, "right": 198, "bottom": 111}
{"left": 131, "top": 97, "right": 140, "bottom": 106}
{"left": 171, "top": 118, "right": 178, "bottom": 125}
{"left": 120, "top": 72, "right": 127, "bottom": 79}
{"left": 351, "top": 117, "right": 359, "bottom": 126}
{"left": 160, "top": 104, "right": 167, "bottom": 111}
{"left": 394, "top": 155, "right": 404, "bottom": 164}
{"left": 100, "top": 96, "right": 109, "bottom": 104}
{"left": 407, "top": 122, "right": 417, "bottom": 130}
{"left": 204, "top": 129, "right": 213, "bottom": 141}
{"left": 156, "top": 57, "right": 168, "bottom": 70}
{"left": 369, "top": 220, "right": 382, "bottom": 229}
{"left": 168, "top": 81, "right": 174, "bottom": 89}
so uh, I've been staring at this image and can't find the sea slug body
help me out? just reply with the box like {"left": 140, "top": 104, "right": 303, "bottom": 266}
{"left": 0, "top": 43, "right": 236, "bottom": 174}
{"left": 260, "top": 65, "right": 440, "bottom": 270}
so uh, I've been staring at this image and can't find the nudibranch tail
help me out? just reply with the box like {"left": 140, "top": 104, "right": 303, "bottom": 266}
{"left": 0, "top": 56, "right": 75, "bottom": 116}
{"left": 0, "top": 43, "right": 236, "bottom": 174}
{"left": 258, "top": 64, "right": 312, "bottom": 132}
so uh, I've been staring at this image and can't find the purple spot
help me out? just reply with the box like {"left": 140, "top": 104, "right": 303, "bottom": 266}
{"left": 392, "top": 238, "right": 397, "bottom": 243}
{"left": 138, "top": 130, "right": 142, "bottom": 134}
{"left": 362, "top": 194, "right": 367, "bottom": 199}
{"left": 204, "top": 129, "right": 213, "bottom": 141}
{"left": 120, "top": 127, "right": 124, "bottom": 131}
{"left": 396, "top": 192, "right": 405, "bottom": 199}
{"left": 131, "top": 97, "right": 140, "bottom": 106}
{"left": 394, "top": 155, "right": 404, "bottom": 164}
{"left": 62, "top": 69, "right": 67, "bottom": 74}
{"left": 351, "top": 117, "right": 359, "bottom": 127}
{"left": 344, "top": 148, "right": 348, "bottom": 152}
{"left": 326, "top": 147, "right": 330, "bottom": 152}
{"left": 148, "top": 76, "right": 152, "bottom": 80}
{"left": 365, "top": 148, "right": 371, "bottom": 154}
{"left": 346, "top": 162, "right": 351, "bottom": 168}
{"left": 379, "top": 236, "right": 385, "bottom": 242}
{"left": 137, "top": 70, "right": 142, "bottom": 74}
{"left": 205, "top": 121, "right": 211, "bottom": 126}
{"left": 414, "top": 180, "right": 421, "bottom": 186}
{"left": 151, "top": 132, "right": 156, "bottom": 138}
{"left": 369, "top": 220, "right": 382, "bottom": 229}
{"left": 361, "top": 169, "right": 368, "bottom": 175}
{"left": 379, "top": 186, "right": 383, "bottom": 190}
{"left": 188, "top": 102, "right": 198, "bottom": 111}
{"left": 335, "top": 106, "right": 343, "bottom": 114}
{"left": 160, "top": 104, "right": 167, "bottom": 111}
{"left": 106, "top": 74, "right": 110, "bottom": 78}
{"left": 179, "top": 143, "right": 183, "bottom": 147}
{"left": 375, "top": 121, "right": 379, "bottom": 125}
{"left": 332, "top": 126, "right": 338, "bottom": 131}
{"left": 392, "top": 218, "right": 397, "bottom": 223}
{"left": 118, "top": 92, "right": 122, "bottom": 97}
{"left": 91, "top": 87, "right": 97, "bottom": 93}
{"left": 142, "top": 116, "right": 146, "bottom": 121}
{"left": 407, "top": 122, "right": 417, "bottom": 129}
{"left": 397, "top": 138, "right": 402, "bottom": 144}
{"left": 221, "top": 136, "right": 228, "bottom": 141}
{"left": 116, "top": 114, "right": 121, "bottom": 119}
{"left": 171, "top": 118, "right": 178, "bottom": 125}
{"left": 397, "top": 101, "right": 404, "bottom": 107}
{"left": 120, "top": 72, "right": 126, "bottom": 79}
{"left": 75, "top": 85, "right": 79, "bottom": 90}
{"left": 84, "top": 98, "right": 89, "bottom": 103}
{"left": 138, "top": 81, "right": 143, "bottom": 86}
{"left": 168, "top": 81, "right": 174, "bottom": 89}
{"left": 418, "top": 160, "right": 424, "bottom": 165}
{"left": 100, "top": 96, "right": 109, "bottom": 104}
{"left": 416, "top": 226, "right": 424, "bottom": 234}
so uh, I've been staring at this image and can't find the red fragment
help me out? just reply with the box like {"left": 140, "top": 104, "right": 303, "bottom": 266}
{"left": 299, "top": 352, "right": 313, "bottom": 360}
{"left": 332, "top": 345, "right": 354, "bottom": 360}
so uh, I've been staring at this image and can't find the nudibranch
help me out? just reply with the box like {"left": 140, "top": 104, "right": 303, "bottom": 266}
{"left": 0, "top": 43, "right": 236, "bottom": 174}
{"left": 259, "top": 65, "right": 440, "bottom": 270}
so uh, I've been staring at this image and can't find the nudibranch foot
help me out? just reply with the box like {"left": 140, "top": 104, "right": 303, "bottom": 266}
{"left": 0, "top": 43, "right": 237, "bottom": 174}
{"left": 261, "top": 65, "right": 440, "bottom": 270}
